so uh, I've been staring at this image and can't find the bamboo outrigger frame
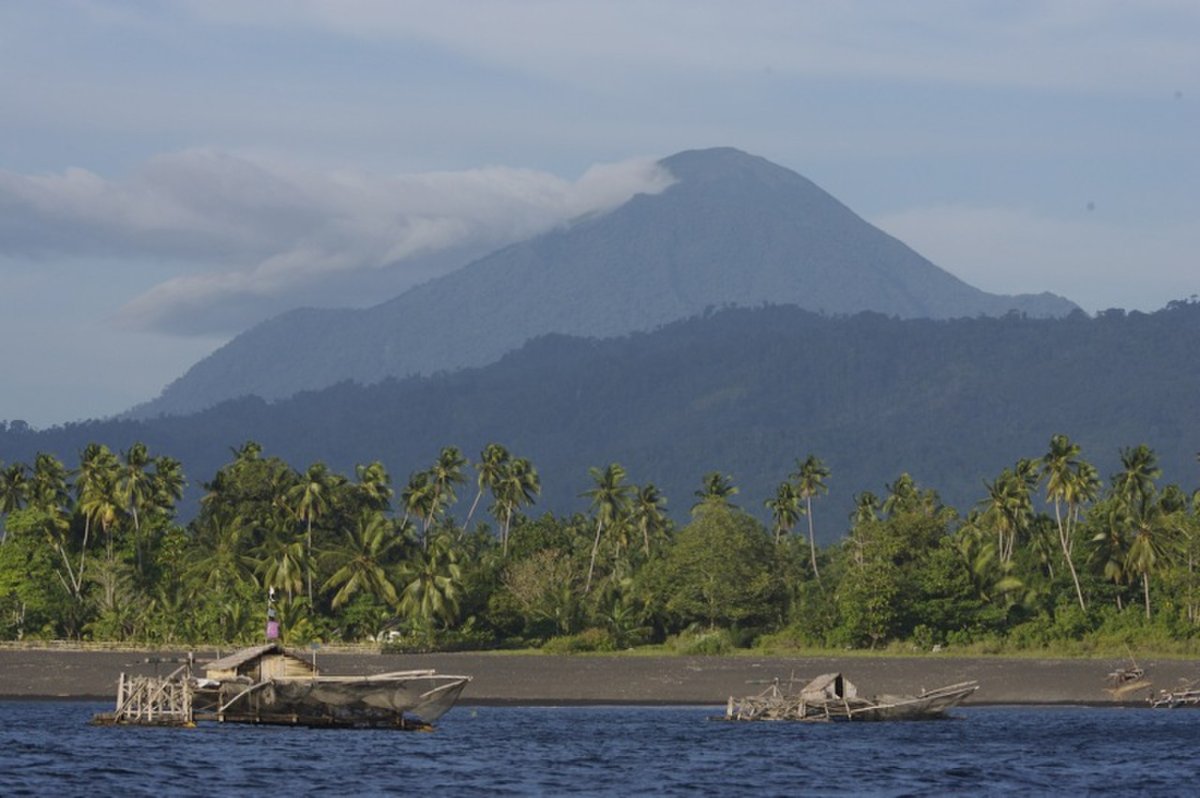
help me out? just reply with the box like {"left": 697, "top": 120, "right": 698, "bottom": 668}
{"left": 92, "top": 643, "right": 471, "bottom": 730}
{"left": 722, "top": 673, "right": 979, "bottom": 722}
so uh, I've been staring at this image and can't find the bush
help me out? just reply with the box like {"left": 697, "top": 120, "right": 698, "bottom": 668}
{"left": 541, "top": 627, "right": 616, "bottom": 654}
{"left": 381, "top": 624, "right": 496, "bottom": 654}
{"left": 668, "top": 628, "right": 734, "bottom": 656}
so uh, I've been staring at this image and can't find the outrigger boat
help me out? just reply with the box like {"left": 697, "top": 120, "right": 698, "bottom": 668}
{"left": 722, "top": 672, "right": 978, "bottom": 722}
{"left": 93, "top": 642, "right": 471, "bottom": 730}
{"left": 94, "top": 587, "right": 471, "bottom": 730}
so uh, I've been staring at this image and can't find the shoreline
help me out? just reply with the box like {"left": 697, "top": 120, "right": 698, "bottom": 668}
{"left": 2, "top": 647, "right": 1195, "bottom": 706}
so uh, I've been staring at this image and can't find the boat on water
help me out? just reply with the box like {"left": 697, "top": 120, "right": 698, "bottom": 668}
{"left": 92, "top": 642, "right": 471, "bottom": 730}
{"left": 1150, "top": 681, "right": 1200, "bottom": 709}
{"left": 722, "top": 672, "right": 978, "bottom": 722}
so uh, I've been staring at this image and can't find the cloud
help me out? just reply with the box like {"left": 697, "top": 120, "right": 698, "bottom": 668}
{"left": 872, "top": 204, "right": 1199, "bottom": 313}
{"left": 0, "top": 151, "right": 674, "bottom": 335}
{"left": 183, "top": 0, "right": 1200, "bottom": 96}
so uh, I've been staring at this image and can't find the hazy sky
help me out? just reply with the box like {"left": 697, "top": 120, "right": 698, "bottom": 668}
{"left": 1, "top": 1, "right": 1196, "bottom": 428}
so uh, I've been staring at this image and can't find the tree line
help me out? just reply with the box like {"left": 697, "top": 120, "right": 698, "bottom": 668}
{"left": 1, "top": 434, "right": 1198, "bottom": 653}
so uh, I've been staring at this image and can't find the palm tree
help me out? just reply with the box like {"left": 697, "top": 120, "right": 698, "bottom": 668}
{"left": 1126, "top": 506, "right": 1174, "bottom": 619}
{"left": 254, "top": 529, "right": 306, "bottom": 602}
{"left": 764, "top": 481, "right": 802, "bottom": 544}
{"left": 465, "top": 443, "right": 509, "bottom": 529}
{"left": 151, "top": 456, "right": 186, "bottom": 518}
{"left": 1089, "top": 497, "right": 1132, "bottom": 610}
{"left": 117, "top": 443, "right": 155, "bottom": 571}
{"left": 354, "top": 461, "right": 393, "bottom": 512}
{"left": 851, "top": 491, "right": 880, "bottom": 529}
{"left": 493, "top": 457, "right": 540, "bottom": 554}
{"left": 631, "top": 483, "right": 669, "bottom": 557}
{"left": 29, "top": 453, "right": 70, "bottom": 512}
{"left": 398, "top": 533, "right": 463, "bottom": 631}
{"left": 74, "top": 444, "right": 122, "bottom": 599}
{"left": 691, "top": 472, "right": 738, "bottom": 511}
{"left": 792, "top": 455, "right": 830, "bottom": 583}
{"left": 1040, "top": 434, "right": 1091, "bottom": 611}
{"left": 182, "top": 511, "right": 259, "bottom": 595}
{"left": 401, "top": 470, "right": 436, "bottom": 534}
{"left": 321, "top": 512, "right": 402, "bottom": 610}
{"left": 1113, "top": 444, "right": 1161, "bottom": 511}
{"left": 582, "top": 463, "right": 633, "bottom": 594}
{"left": 980, "top": 466, "right": 1033, "bottom": 567}
{"left": 0, "top": 461, "right": 30, "bottom": 544}
{"left": 287, "top": 463, "right": 333, "bottom": 605}
{"left": 1109, "top": 445, "right": 1168, "bottom": 619}
{"left": 426, "top": 446, "right": 467, "bottom": 534}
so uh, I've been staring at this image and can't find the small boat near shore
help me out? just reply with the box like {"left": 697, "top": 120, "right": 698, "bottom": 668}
{"left": 1150, "top": 681, "right": 1200, "bottom": 709}
{"left": 721, "top": 672, "right": 978, "bottom": 722}
{"left": 92, "top": 642, "right": 471, "bottom": 731}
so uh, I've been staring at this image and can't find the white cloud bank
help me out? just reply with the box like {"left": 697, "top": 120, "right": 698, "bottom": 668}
{"left": 0, "top": 152, "right": 674, "bottom": 335}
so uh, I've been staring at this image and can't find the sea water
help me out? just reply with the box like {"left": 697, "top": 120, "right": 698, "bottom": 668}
{"left": 2, "top": 702, "right": 1198, "bottom": 796}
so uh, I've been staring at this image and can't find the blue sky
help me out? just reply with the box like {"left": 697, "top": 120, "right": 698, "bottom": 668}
{"left": 1, "top": 1, "right": 1197, "bottom": 428}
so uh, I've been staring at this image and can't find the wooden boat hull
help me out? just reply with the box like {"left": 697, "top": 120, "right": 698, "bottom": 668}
{"left": 723, "top": 676, "right": 979, "bottom": 722}
{"left": 207, "top": 672, "right": 471, "bottom": 727}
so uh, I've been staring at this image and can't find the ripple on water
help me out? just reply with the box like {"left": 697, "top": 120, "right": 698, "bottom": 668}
{"left": 4, "top": 703, "right": 1200, "bottom": 795}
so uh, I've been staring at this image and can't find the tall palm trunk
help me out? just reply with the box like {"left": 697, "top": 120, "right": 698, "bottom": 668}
{"left": 306, "top": 515, "right": 314, "bottom": 606}
{"left": 464, "top": 488, "right": 484, "bottom": 531}
{"left": 585, "top": 519, "right": 605, "bottom": 594}
{"left": 1055, "top": 500, "right": 1087, "bottom": 612}
{"left": 805, "top": 497, "right": 821, "bottom": 584}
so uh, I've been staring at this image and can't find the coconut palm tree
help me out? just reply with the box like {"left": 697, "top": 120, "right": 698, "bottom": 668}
{"left": 29, "top": 453, "right": 70, "bottom": 512}
{"left": 183, "top": 511, "right": 259, "bottom": 595}
{"left": 465, "top": 443, "right": 509, "bottom": 529}
{"left": 1126, "top": 500, "right": 1179, "bottom": 620}
{"left": 254, "top": 529, "right": 306, "bottom": 602}
{"left": 1040, "top": 434, "right": 1092, "bottom": 611}
{"left": 1089, "top": 496, "right": 1133, "bottom": 610}
{"left": 691, "top": 472, "right": 738, "bottom": 511}
{"left": 583, "top": 463, "right": 633, "bottom": 594}
{"left": 426, "top": 446, "right": 467, "bottom": 533}
{"left": 851, "top": 491, "right": 880, "bottom": 529}
{"left": 1108, "top": 445, "right": 1172, "bottom": 619}
{"left": 117, "top": 443, "right": 155, "bottom": 572}
{"left": 631, "top": 483, "right": 669, "bottom": 557}
{"left": 287, "top": 463, "right": 333, "bottom": 605}
{"left": 764, "top": 481, "right": 802, "bottom": 544}
{"left": 792, "top": 455, "right": 830, "bottom": 583}
{"left": 398, "top": 533, "right": 463, "bottom": 631}
{"left": 1113, "top": 444, "right": 1161, "bottom": 511}
{"left": 321, "top": 512, "right": 402, "bottom": 610}
{"left": 151, "top": 456, "right": 186, "bottom": 517}
{"left": 0, "top": 460, "right": 30, "bottom": 544}
{"left": 980, "top": 466, "right": 1032, "bottom": 567}
{"left": 354, "top": 461, "right": 393, "bottom": 512}
{"left": 401, "top": 470, "right": 435, "bottom": 533}
{"left": 493, "top": 457, "right": 540, "bottom": 555}
{"left": 74, "top": 444, "right": 122, "bottom": 600}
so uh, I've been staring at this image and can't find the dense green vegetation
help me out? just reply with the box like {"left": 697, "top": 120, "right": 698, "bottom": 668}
{"left": 2, "top": 435, "right": 1197, "bottom": 656}
{"left": 4, "top": 301, "right": 1199, "bottom": 543}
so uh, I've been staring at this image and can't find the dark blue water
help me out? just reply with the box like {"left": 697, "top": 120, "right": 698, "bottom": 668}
{"left": 2, "top": 702, "right": 1198, "bottom": 796}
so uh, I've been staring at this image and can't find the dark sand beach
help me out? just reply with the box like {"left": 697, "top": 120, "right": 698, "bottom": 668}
{"left": 1, "top": 646, "right": 1194, "bottom": 705}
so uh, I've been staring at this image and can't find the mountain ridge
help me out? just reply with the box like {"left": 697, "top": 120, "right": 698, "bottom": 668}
{"left": 13, "top": 301, "right": 1196, "bottom": 542}
{"left": 130, "top": 147, "right": 1077, "bottom": 419}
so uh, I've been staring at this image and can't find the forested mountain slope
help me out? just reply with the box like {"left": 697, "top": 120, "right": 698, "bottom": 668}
{"left": 6, "top": 301, "right": 1195, "bottom": 542}
{"left": 131, "top": 147, "right": 1076, "bottom": 418}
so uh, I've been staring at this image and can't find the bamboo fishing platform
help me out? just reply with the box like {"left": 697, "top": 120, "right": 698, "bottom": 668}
{"left": 91, "top": 643, "right": 470, "bottom": 730}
